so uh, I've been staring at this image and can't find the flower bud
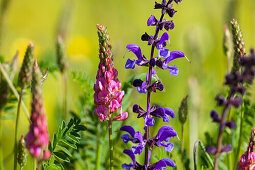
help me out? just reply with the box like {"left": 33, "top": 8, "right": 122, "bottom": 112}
{"left": 178, "top": 95, "right": 188, "bottom": 124}
{"left": 18, "top": 43, "right": 34, "bottom": 89}
{"left": 56, "top": 36, "right": 68, "bottom": 73}
{"left": 17, "top": 135, "right": 27, "bottom": 168}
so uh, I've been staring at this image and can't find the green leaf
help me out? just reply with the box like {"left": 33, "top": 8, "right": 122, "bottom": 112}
{"left": 56, "top": 144, "right": 72, "bottom": 157}
{"left": 60, "top": 139, "right": 77, "bottom": 149}
{"left": 66, "top": 134, "right": 79, "bottom": 143}
{"left": 75, "top": 124, "right": 87, "bottom": 131}
{"left": 53, "top": 152, "right": 70, "bottom": 162}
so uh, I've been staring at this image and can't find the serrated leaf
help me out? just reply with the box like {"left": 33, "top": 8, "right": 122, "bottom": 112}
{"left": 53, "top": 152, "right": 70, "bottom": 162}
{"left": 56, "top": 144, "right": 72, "bottom": 157}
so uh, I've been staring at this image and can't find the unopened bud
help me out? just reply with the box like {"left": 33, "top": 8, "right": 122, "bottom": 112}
{"left": 178, "top": 95, "right": 188, "bottom": 124}
{"left": 17, "top": 135, "right": 27, "bottom": 168}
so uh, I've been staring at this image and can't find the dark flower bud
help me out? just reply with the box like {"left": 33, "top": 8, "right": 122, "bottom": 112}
{"left": 164, "top": 20, "right": 175, "bottom": 31}
{"left": 178, "top": 95, "right": 188, "bottom": 124}
{"left": 225, "top": 71, "right": 242, "bottom": 86}
{"left": 221, "top": 144, "right": 232, "bottom": 153}
{"left": 210, "top": 110, "right": 220, "bottom": 123}
{"left": 236, "top": 87, "right": 246, "bottom": 95}
{"left": 154, "top": 2, "right": 163, "bottom": 9}
{"left": 229, "top": 97, "right": 242, "bottom": 108}
{"left": 156, "top": 81, "right": 164, "bottom": 91}
{"left": 225, "top": 121, "right": 236, "bottom": 129}
{"left": 149, "top": 58, "right": 156, "bottom": 67}
{"left": 206, "top": 146, "right": 217, "bottom": 155}
{"left": 141, "top": 32, "right": 151, "bottom": 41}
{"left": 133, "top": 79, "right": 143, "bottom": 87}
{"left": 156, "top": 59, "right": 163, "bottom": 68}
{"left": 166, "top": 5, "right": 176, "bottom": 18}
{"left": 215, "top": 95, "right": 227, "bottom": 106}
{"left": 133, "top": 104, "right": 146, "bottom": 118}
{"left": 174, "top": 0, "right": 182, "bottom": 4}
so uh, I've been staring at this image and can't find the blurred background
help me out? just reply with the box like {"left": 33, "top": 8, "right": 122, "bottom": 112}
{"left": 0, "top": 0, "right": 255, "bottom": 169}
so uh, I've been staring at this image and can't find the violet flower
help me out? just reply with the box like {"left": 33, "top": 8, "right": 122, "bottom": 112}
{"left": 121, "top": 0, "right": 186, "bottom": 169}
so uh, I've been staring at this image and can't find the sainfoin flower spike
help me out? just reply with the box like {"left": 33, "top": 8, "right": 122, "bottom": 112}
{"left": 25, "top": 60, "right": 50, "bottom": 161}
{"left": 94, "top": 24, "right": 128, "bottom": 122}
{"left": 18, "top": 42, "right": 34, "bottom": 89}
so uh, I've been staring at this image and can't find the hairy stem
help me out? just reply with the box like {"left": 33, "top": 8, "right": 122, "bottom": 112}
{"left": 181, "top": 124, "right": 184, "bottom": 153}
{"left": 108, "top": 114, "right": 113, "bottom": 170}
{"left": 63, "top": 72, "right": 67, "bottom": 119}
{"left": 0, "top": 114, "right": 3, "bottom": 170}
{"left": 213, "top": 92, "right": 234, "bottom": 170}
{"left": 14, "top": 89, "right": 24, "bottom": 170}
{"left": 96, "top": 122, "right": 102, "bottom": 170}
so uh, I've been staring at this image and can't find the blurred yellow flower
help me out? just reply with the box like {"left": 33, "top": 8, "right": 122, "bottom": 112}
{"left": 66, "top": 36, "right": 93, "bottom": 61}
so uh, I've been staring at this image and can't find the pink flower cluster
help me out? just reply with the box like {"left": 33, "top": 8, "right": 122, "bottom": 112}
{"left": 94, "top": 57, "right": 128, "bottom": 121}
{"left": 26, "top": 103, "right": 51, "bottom": 160}
{"left": 238, "top": 151, "right": 255, "bottom": 170}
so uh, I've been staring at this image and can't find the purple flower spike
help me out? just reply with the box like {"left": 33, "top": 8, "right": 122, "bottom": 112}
{"left": 120, "top": 126, "right": 135, "bottom": 138}
{"left": 126, "top": 44, "right": 142, "bottom": 60}
{"left": 125, "top": 59, "right": 136, "bottom": 69}
{"left": 156, "top": 32, "right": 169, "bottom": 49}
{"left": 147, "top": 15, "right": 157, "bottom": 26}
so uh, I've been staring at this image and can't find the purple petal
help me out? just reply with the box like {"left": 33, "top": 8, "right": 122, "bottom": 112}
{"left": 162, "top": 114, "right": 170, "bottom": 123}
{"left": 221, "top": 144, "right": 232, "bottom": 153}
{"left": 134, "top": 131, "right": 144, "bottom": 143}
{"left": 145, "top": 115, "right": 155, "bottom": 126}
{"left": 147, "top": 15, "right": 157, "bottom": 26}
{"left": 131, "top": 144, "right": 144, "bottom": 155}
{"left": 120, "top": 126, "right": 135, "bottom": 138}
{"left": 137, "top": 81, "right": 147, "bottom": 94}
{"left": 126, "top": 44, "right": 142, "bottom": 60}
{"left": 123, "top": 149, "right": 136, "bottom": 164}
{"left": 206, "top": 146, "right": 217, "bottom": 154}
{"left": 121, "top": 134, "right": 131, "bottom": 143}
{"left": 155, "top": 160, "right": 167, "bottom": 169}
{"left": 168, "top": 66, "right": 179, "bottom": 76}
{"left": 159, "top": 48, "right": 170, "bottom": 58}
{"left": 156, "top": 32, "right": 169, "bottom": 49}
{"left": 161, "top": 158, "right": 176, "bottom": 167}
{"left": 164, "top": 143, "right": 174, "bottom": 152}
{"left": 164, "top": 51, "right": 185, "bottom": 64}
{"left": 156, "top": 125, "right": 177, "bottom": 142}
{"left": 164, "top": 108, "right": 175, "bottom": 118}
{"left": 125, "top": 59, "right": 136, "bottom": 69}
{"left": 122, "top": 163, "right": 134, "bottom": 170}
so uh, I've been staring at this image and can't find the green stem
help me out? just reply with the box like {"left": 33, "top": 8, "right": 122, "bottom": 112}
{"left": 234, "top": 100, "right": 245, "bottom": 169}
{"left": 33, "top": 158, "right": 36, "bottom": 170}
{"left": 0, "top": 63, "right": 30, "bottom": 122}
{"left": 63, "top": 72, "right": 67, "bottom": 120}
{"left": 108, "top": 115, "right": 113, "bottom": 170}
{"left": 0, "top": 114, "right": 3, "bottom": 170}
{"left": 95, "top": 123, "right": 102, "bottom": 170}
{"left": 14, "top": 89, "right": 24, "bottom": 170}
{"left": 193, "top": 140, "right": 214, "bottom": 170}
{"left": 181, "top": 124, "right": 184, "bottom": 153}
